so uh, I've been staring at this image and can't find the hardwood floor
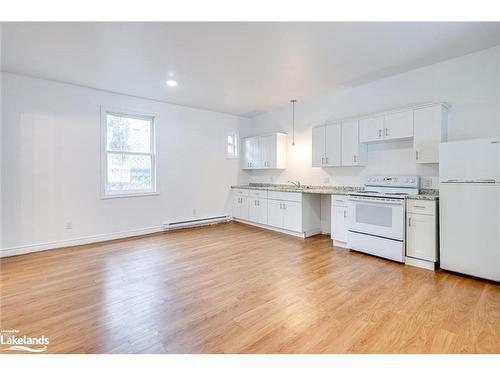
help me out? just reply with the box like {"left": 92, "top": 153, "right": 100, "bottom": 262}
{"left": 1, "top": 221, "right": 499, "bottom": 354}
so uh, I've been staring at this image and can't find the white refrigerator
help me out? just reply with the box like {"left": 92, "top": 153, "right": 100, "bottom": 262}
{"left": 439, "top": 138, "right": 500, "bottom": 282}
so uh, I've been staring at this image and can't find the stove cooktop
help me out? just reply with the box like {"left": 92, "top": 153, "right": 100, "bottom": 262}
{"left": 349, "top": 191, "right": 411, "bottom": 199}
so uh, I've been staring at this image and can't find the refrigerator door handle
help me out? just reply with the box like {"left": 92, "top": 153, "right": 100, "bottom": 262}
{"left": 442, "top": 178, "right": 497, "bottom": 183}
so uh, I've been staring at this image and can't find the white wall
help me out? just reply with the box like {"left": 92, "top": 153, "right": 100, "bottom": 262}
{"left": 244, "top": 46, "right": 500, "bottom": 188}
{"left": 0, "top": 23, "right": 2, "bottom": 249}
{"left": 1, "top": 73, "right": 251, "bottom": 254}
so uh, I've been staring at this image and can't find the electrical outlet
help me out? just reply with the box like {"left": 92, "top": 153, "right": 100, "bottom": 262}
{"left": 65, "top": 221, "right": 72, "bottom": 230}
{"left": 192, "top": 209, "right": 197, "bottom": 215}
{"left": 421, "top": 177, "right": 433, "bottom": 189}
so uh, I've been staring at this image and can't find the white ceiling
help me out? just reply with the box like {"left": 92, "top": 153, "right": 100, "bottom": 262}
{"left": 2, "top": 22, "right": 500, "bottom": 117}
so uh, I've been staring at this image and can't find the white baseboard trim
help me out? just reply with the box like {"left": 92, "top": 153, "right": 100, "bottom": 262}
{"left": 405, "top": 256, "right": 436, "bottom": 271}
{"left": 234, "top": 219, "right": 304, "bottom": 238}
{"left": 0, "top": 225, "right": 164, "bottom": 258}
{"left": 333, "top": 239, "right": 349, "bottom": 249}
{"left": 234, "top": 219, "right": 322, "bottom": 239}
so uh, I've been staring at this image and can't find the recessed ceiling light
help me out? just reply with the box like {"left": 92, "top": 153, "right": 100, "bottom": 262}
{"left": 166, "top": 79, "right": 178, "bottom": 87}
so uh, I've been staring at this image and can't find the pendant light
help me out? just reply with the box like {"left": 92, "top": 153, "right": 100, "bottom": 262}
{"left": 290, "top": 99, "right": 297, "bottom": 146}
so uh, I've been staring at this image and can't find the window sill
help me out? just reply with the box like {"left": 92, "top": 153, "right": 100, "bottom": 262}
{"left": 101, "top": 192, "right": 159, "bottom": 200}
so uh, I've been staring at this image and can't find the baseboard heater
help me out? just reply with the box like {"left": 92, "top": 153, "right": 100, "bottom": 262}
{"left": 163, "top": 215, "right": 231, "bottom": 231}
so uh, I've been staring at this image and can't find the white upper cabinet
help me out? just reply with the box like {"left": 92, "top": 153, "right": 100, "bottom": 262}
{"left": 260, "top": 134, "right": 277, "bottom": 168}
{"left": 312, "top": 123, "right": 341, "bottom": 167}
{"left": 383, "top": 110, "right": 414, "bottom": 140}
{"left": 312, "top": 126, "right": 326, "bottom": 167}
{"left": 313, "top": 121, "right": 365, "bottom": 167}
{"left": 413, "top": 104, "right": 448, "bottom": 164}
{"left": 359, "top": 116, "right": 385, "bottom": 142}
{"left": 324, "top": 124, "right": 342, "bottom": 167}
{"left": 312, "top": 102, "right": 448, "bottom": 167}
{"left": 242, "top": 137, "right": 260, "bottom": 169}
{"left": 241, "top": 133, "right": 286, "bottom": 170}
{"left": 341, "top": 120, "right": 367, "bottom": 166}
{"left": 360, "top": 111, "right": 413, "bottom": 143}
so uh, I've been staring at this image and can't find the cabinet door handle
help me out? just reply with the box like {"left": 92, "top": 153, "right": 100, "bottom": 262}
{"left": 283, "top": 203, "right": 286, "bottom": 210}
{"left": 325, "top": 157, "right": 329, "bottom": 164}
{"left": 279, "top": 203, "right": 282, "bottom": 209}
{"left": 321, "top": 157, "right": 324, "bottom": 164}
{"left": 408, "top": 217, "right": 412, "bottom": 227}
{"left": 413, "top": 205, "right": 426, "bottom": 209}
{"left": 353, "top": 154, "right": 357, "bottom": 163}
{"left": 385, "top": 128, "right": 388, "bottom": 136}
{"left": 378, "top": 129, "right": 382, "bottom": 137}
{"left": 343, "top": 210, "right": 347, "bottom": 218}
{"left": 415, "top": 150, "right": 419, "bottom": 160}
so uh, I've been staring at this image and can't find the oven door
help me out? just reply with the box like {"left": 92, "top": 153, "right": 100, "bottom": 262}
{"left": 347, "top": 196, "right": 405, "bottom": 240}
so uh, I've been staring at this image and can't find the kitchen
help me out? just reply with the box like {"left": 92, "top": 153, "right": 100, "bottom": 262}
{"left": 1, "top": 20, "right": 500, "bottom": 361}
{"left": 232, "top": 47, "right": 500, "bottom": 282}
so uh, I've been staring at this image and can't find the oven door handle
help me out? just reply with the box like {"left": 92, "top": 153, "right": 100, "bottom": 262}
{"left": 347, "top": 197, "right": 404, "bottom": 205}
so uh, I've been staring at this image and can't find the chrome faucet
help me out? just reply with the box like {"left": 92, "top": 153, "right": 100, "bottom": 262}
{"left": 288, "top": 180, "right": 301, "bottom": 188}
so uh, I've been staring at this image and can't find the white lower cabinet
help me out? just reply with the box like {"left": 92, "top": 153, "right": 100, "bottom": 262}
{"left": 233, "top": 195, "right": 249, "bottom": 221}
{"left": 331, "top": 194, "right": 349, "bottom": 248}
{"left": 267, "top": 199, "right": 283, "bottom": 228}
{"left": 405, "top": 199, "right": 438, "bottom": 270}
{"left": 282, "top": 201, "right": 302, "bottom": 232}
{"left": 248, "top": 197, "right": 268, "bottom": 225}
{"left": 233, "top": 189, "right": 321, "bottom": 237}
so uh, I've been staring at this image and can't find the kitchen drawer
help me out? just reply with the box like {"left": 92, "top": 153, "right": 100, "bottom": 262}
{"left": 331, "top": 194, "right": 348, "bottom": 206}
{"left": 232, "top": 189, "right": 250, "bottom": 196}
{"left": 407, "top": 199, "right": 436, "bottom": 215}
{"left": 247, "top": 189, "right": 268, "bottom": 198}
{"left": 267, "top": 191, "right": 302, "bottom": 202}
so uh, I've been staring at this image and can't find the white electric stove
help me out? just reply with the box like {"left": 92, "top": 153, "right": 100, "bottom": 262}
{"left": 347, "top": 175, "right": 419, "bottom": 262}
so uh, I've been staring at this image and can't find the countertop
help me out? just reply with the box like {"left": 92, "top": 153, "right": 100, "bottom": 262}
{"left": 231, "top": 184, "right": 439, "bottom": 201}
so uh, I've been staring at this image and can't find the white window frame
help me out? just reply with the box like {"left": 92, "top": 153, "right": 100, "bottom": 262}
{"left": 226, "top": 131, "right": 239, "bottom": 159}
{"left": 100, "top": 106, "right": 158, "bottom": 199}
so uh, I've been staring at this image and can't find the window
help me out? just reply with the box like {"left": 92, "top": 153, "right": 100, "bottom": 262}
{"left": 101, "top": 108, "right": 156, "bottom": 198}
{"left": 226, "top": 132, "right": 239, "bottom": 158}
